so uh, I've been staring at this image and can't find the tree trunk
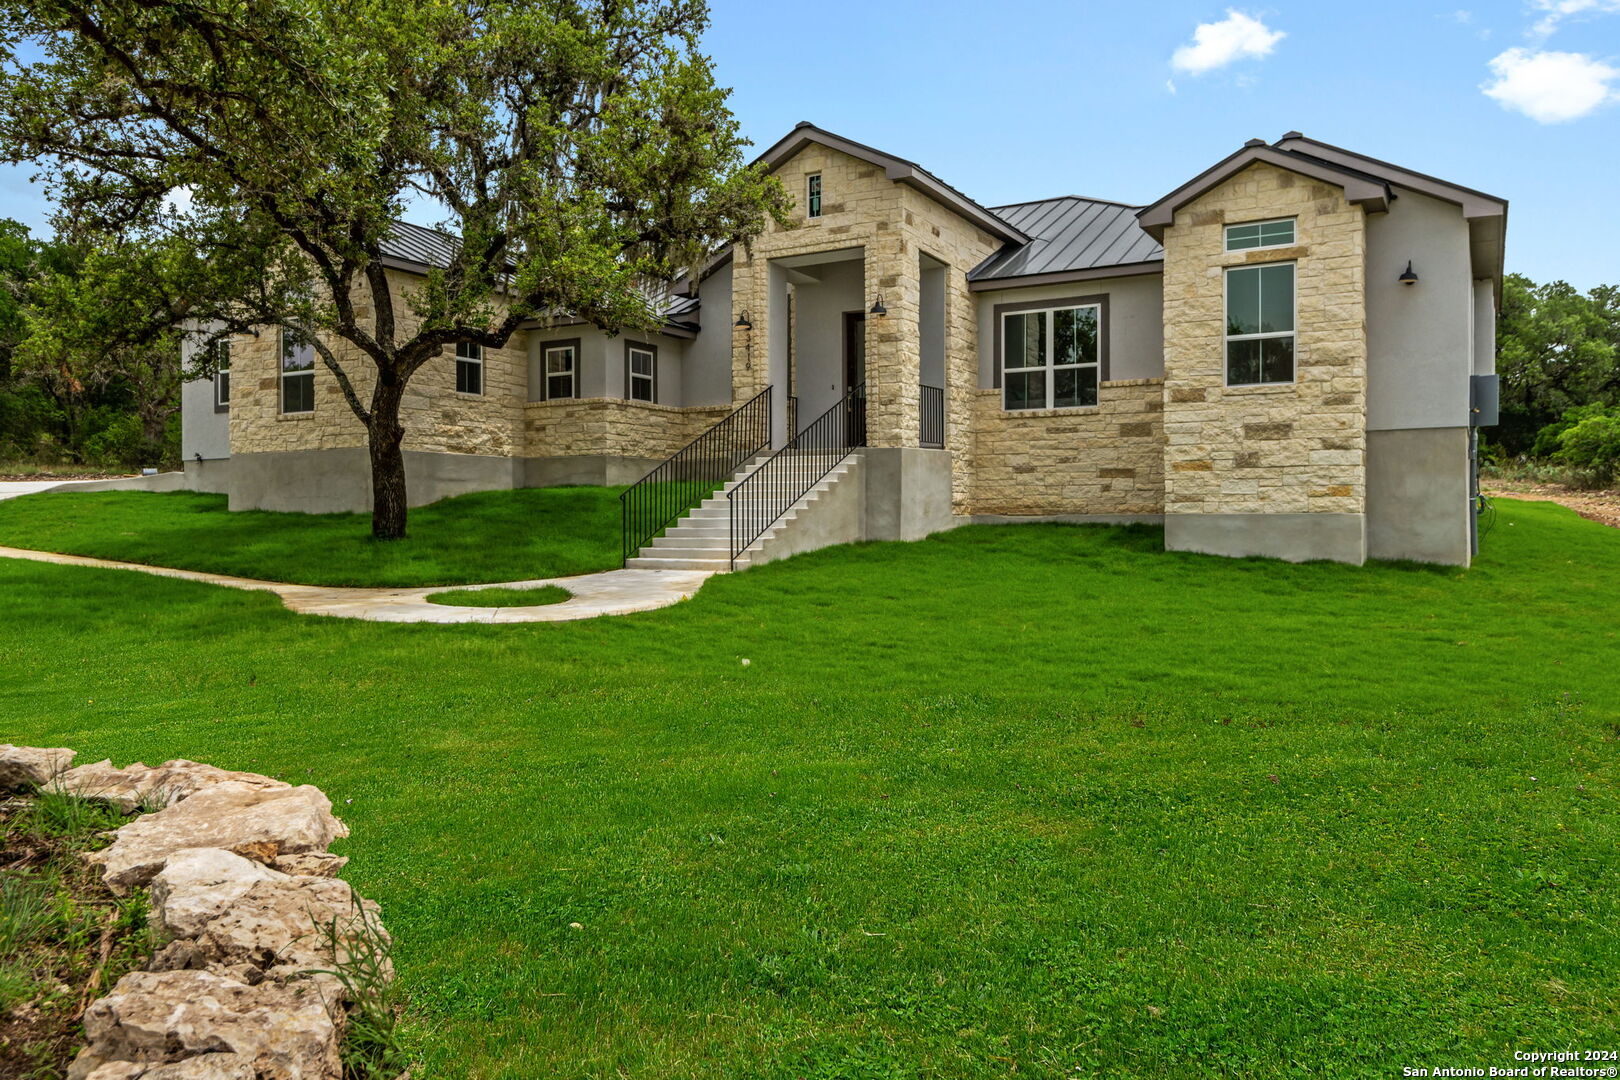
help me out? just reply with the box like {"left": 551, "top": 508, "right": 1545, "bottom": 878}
{"left": 367, "top": 378, "right": 409, "bottom": 540}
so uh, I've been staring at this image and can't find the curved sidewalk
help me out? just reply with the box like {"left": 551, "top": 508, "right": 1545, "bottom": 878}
{"left": 0, "top": 545, "right": 713, "bottom": 624}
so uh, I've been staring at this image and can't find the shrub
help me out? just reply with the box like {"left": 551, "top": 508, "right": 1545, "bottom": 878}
{"left": 1531, "top": 402, "right": 1617, "bottom": 459}
{"left": 1555, "top": 413, "right": 1620, "bottom": 487}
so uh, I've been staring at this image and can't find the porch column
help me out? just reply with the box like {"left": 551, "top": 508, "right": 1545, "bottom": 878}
{"left": 863, "top": 235, "right": 921, "bottom": 448}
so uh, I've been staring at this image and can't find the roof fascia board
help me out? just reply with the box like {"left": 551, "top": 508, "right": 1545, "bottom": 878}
{"left": 1137, "top": 146, "right": 1390, "bottom": 241}
{"left": 1275, "top": 136, "right": 1506, "bottom": 220}
{"left": 967, "top": 260, "right": 1164, "bottom": 292}
{"left": 754, "top": 124, "right": 1029, "bottom": 245}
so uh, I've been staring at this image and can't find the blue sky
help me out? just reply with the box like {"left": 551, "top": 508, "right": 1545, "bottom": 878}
{"left": 3, "top": 1, "right": 1617, "bottom": 287}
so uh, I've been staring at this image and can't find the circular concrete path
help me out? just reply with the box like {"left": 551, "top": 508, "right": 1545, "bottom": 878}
{"left": 0, "top": 545, "right": 714, "bottom": 624}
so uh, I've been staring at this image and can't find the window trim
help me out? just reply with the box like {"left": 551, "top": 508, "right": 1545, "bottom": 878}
{"left": 279, "top": 329, "right": 316, "bottom": 415}
{"left": 1223, "top": 260, "right": 1298, "bottom": 388}
{"left": 624, "top": 340, "right": 657, "bottom": 404}
{"left": 1223, "top": 217, "right": 1297, "bottom": 253}
{"left": 455, "top": 340, "right": 484, "bottom": 396}
{"left": 999, "top": 302, "right": 1105, "bottom": 412}
{"left": 535, "top": 337, "right": 581, "bottom": 402}
{"left": 806, "top": 173, "right": 822, "bottom": 219}
{"left": 990, "top": 293, "right": 1111, "bottom": 395}
{"left": 211, "top": 339, "right": 231, "bottom": 413}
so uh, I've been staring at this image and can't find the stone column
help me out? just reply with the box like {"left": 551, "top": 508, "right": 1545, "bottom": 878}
{"left": 862, "top": 230, "right": 921, "bottom": 449}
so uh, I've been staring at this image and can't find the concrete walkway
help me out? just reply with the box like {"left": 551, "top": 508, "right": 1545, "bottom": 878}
{"left": 0, "top": 545, "right": 714, "bottom": 624}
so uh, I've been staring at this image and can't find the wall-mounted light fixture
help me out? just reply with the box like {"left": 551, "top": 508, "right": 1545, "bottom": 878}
{"left": 734, "top": 311, "right": 753, "bottom": 331}
{"left": 869, "top": 294, "right": 887, "bottom": 317}
{"left": 1398, "top": 261, "right": 1419, "bottom": 286}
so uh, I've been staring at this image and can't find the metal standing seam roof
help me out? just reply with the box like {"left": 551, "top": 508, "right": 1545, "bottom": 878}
{"left": 970, "top": 197, "right": 1164, "bottom": 283}
{"left": 380, "top": 220, "right": 461, "bottom": 269}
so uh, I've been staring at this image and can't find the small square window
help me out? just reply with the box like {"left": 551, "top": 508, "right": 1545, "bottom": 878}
{"left": 806, "top": 174, "right": 822, "bottom": 219}
{"left": 1224, "top": 218, "right": 1295, "bottom": 252}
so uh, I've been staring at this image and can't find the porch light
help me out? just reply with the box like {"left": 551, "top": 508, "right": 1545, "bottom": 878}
{"left": 734, "top": 311, "right": 753, "bottom": 330}
{"left": 869, "top": 294, "right": 887, "bottom": 317}
{"left": 1398, "top": 261, "right": 1419, "bottom": 286}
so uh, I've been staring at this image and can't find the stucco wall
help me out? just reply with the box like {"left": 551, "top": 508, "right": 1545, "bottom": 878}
{"left": 974, "top": 272, "right": 1165, "bottom": 387}
{"left": 1159, "top": 161, "right": 1368, "bottom": 523}
{"left": 686, "top": 267, "right": 735, "bottom": 407}
{"left": 966, "top": 379, "right": 1165, "bottom": 516}
{"left": 1365, "top": 187, "right": 1473, "bottom": 431}
{"left": 792, "top": 257, "right": 864, "bottom": 424}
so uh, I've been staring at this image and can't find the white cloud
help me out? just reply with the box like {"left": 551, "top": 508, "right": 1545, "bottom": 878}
{"left": 162, "top": 185, "right": 194, "bottom": 216}
{"left": 1170, "top": 10, "right": 1285, "bottom": 76}
{"left": 1482, "top": 47, "right": 1620, "bottom": 122}
{"left": 1165, "top": 79, "right": 1178, "bottom": 95}
{"left": 1530, "top": 0, "right": 1620, "bottom": 38}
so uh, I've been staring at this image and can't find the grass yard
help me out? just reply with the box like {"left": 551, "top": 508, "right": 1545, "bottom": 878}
{"left": 0, "top": 498, "right": 1616, "bottom": 1078}
{"left": 425, "top": 584, "right": 573, "bottom": 607}
{"left": 0, "top": 487, "right": 625, "bottom": 587}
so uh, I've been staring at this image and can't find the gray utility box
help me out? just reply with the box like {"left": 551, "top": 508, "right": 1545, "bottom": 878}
{"left": 1470, "top": 374, "right": 1499, "bottom": 427}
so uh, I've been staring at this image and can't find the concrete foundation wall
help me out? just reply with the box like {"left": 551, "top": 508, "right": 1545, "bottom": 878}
{"left": 744, "top": 455, "right": 867, "bottom": 569}
{"left": 226, "top": 449, "right": 524, "bottom": 513}
{"left": 1165, "top": 511, "right": 1367, "bottom": 564}
{"left": 182, "top": 459, "right": 233, "bottom": 495}
{"left": 862, "top": 447, "right": 955, "bottom": 541}
{"left": 524, "top": 455, "right": 663, "bottom": 488}
{"left": 1366, "top": 426, "right": 1471, "bottom": 565}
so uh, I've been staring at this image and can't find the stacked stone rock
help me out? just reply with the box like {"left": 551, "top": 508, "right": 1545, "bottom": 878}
{"left": 0, "top": 745, "right": 388, "bottom": 1080}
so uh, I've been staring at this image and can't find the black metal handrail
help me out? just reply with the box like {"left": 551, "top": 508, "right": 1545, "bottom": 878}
{"left": 727, "top": 383, "right": 865, "bottom": 567}
{"left": 620, "top": 385, "right": 772, "bottom": 565}
{"left": 921, "top": 383, "right": 944, "bottom": 448}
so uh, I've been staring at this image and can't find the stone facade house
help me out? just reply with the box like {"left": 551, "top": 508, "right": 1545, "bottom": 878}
{"left": 182, "top": 124, "right": 1505, "bottom": 567}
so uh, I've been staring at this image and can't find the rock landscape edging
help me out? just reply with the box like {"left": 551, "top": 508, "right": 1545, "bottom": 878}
{"left": 0, "top": 744, "right": 392, "bottom": 1080}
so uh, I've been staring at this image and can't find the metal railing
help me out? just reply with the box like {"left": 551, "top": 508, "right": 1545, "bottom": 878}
{"left": 620, "top": 386, "right": 772, "bottom": 565}
{"left": 727, "top": 383, "right": 865, "bottom": 568}
{"left": 920, "top": 383, "right": 944, "bottom": 448}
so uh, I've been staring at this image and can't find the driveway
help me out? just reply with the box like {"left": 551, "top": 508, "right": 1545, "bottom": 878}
{"left": 0, "top": 479, "right": 98, "bottom": 502}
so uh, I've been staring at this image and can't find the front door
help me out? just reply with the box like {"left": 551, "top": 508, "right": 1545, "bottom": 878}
{"left": 843, "top": 311, "right": 867, "bottom": 445}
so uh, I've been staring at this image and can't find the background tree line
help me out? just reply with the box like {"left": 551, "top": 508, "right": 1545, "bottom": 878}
{"left": 0, "top": 217, "right": 181, "bottom": 470}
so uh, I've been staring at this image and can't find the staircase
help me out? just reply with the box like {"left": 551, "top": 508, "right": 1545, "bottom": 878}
{"left": 625, "top": 451, "right": 860, "bottom": 571}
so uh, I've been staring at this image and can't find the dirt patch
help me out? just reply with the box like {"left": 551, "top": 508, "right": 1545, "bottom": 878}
{"left": 1484, "top": 481, "right": 1620, "bottom": 529}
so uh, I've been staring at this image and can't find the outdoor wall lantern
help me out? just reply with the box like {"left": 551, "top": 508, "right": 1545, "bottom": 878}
{"left": 1398, "top": 261, "right": 1419, "bottom": 286}
{"left": 734, "top": 311, "right": 753, "bottom": 331}
{"left": 869, "top": 294, "right": 887, "bottom": 317}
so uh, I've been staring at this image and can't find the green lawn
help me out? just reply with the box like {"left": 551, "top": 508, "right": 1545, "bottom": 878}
{"left": 425, "top": 584, "right": 572, "bottom": 608}
{"left": 0, "top": 488, "right": 625, "bottom": 586}
{"left": 0, "top": 499, "right": 1615, "bottom": 1078}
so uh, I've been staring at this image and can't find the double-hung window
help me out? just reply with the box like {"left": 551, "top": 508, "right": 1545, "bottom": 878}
{"left": 1002, "top": 303, "right": 1101, "bottom": 411}
{"left": 626, "top": 342, "right": 656, "bottom": 403}
{"left": 541, "top": 341, "right": 577, "bottom": 400}
{"left": 211, "top": 339, "right": 231, "bottom": 410}
{"left": 280, "top": 330, "right": 316, "bottom": 414}
{"left": 1224, "top": 263, "right": 1296, "bottom": 386}
{"left": 455, "top": 341, "right": 483, "bottom": 395}
{"left": 1224, "top": 218, "right": 1295, "bottom": 252}
{"left": 806, "top": 173, "right": 822, "bottom": 219}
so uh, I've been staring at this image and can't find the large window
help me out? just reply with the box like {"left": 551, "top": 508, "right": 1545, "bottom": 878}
{"left": 455, "top": 341, "right": 483, "bottom": 395}
{"left": 806, "top": 173, "right": 822, "bottom": 219}
{"left": 280, "top": 330, "right": 315, "bottom": 414}
{"left": 540, "top": 341, "right": 577, "bottom": 401}
{"left": 1225, "top": 218, "right": 1295, "bottom": 252}
{"left": 1225, "top": 263, "right": 1295, "bottom": 386}
{"left": 625, "top": 342, "right": 656, "bottom": 403}
{"left": 1002, "top": 303, "right": 1101, "bottom": 411}
{"left": 211, "top": 339, "right": 231, "bottom": 411}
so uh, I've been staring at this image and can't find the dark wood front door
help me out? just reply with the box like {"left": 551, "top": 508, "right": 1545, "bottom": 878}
{"left": 843, "top": 311, "right": 867, "bottom": 446}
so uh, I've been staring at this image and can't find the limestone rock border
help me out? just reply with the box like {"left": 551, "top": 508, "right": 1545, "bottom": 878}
{"left": 0, "top": 745, "right": 392, "bottom": 1080}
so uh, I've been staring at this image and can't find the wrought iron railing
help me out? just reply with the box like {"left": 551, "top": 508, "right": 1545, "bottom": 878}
{"left": 620, "top": 385, "right": 772, "bottom": 565}
{"left": 920, "top": 383, "right": 944, "bottom": 448}
{"left": 727, "top": 383, "right": 865, "bottom": 568}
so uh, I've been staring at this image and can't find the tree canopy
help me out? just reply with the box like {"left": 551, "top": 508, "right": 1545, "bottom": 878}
{"left": 0, "top": 0, "right": 789, "bottom": 534}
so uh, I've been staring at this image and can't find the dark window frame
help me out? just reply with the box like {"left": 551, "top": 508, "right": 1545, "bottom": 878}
{"left": 1223, "top": 261, "right": 1297, "bottom": 387}
{"left": 806, "top": 173, "right": 822, "bottom": 219}
{"left": 536, "top": 337, "right": 581, "bottom": 402}
{"left": 991, "top": 293, "right": 1111, "bottom": 393}
{"left": 455, "top": 340, "right": 484, "bottom": 396}
{"left": 624, "top": 340, "right": 658, "bottom": 403}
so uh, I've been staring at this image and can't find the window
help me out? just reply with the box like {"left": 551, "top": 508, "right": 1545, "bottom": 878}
{"left": 211, "top": 339, "right": 231, "bottom": 411}
{"left": 1225, "top": 263, "right": 1295, "bottom": 386}
{"left": 1225, "top": 218, "right": 1295, "bottom": 252}
{"left": 280, "top": 330, "right": 315, "bottom": 414}
{"left": 541, "top": 341, "right": 577, "bottom": 401}
{"left": 625, "top": 342, "right": 656, "bottom": 403}
{"left": 806, "top": 173, "right": 822, "bottom": 219}
{"left": 1002, "top": 304, "right": 1101, "bottom": 411}
{"left": 455, "top": 341, "right": 483, "bottom": 395}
